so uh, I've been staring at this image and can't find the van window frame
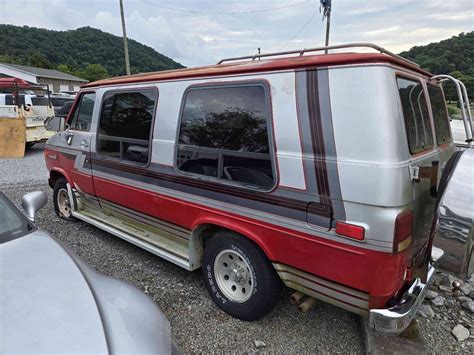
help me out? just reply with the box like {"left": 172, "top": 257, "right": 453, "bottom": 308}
{"left": 67, "top": 90, "right": 96, "bottom": 132}
{"left": 95, "top": 86, "right": 159, "bottom": 167}
{"left": 174, "top": 80, "right": 278, "bottom": 192}
{"left": 426, "top": 83, "right": 452, "bottom": 146}
{"left": 395, "top": 74, "right": 434, "bottom": 156}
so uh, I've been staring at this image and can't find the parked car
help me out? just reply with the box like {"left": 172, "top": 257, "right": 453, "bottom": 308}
{"left": 43, "top": 43, "right": 471, "bottom": 334}
{"left": 450, "top": 118, "right": 471, "bottom": 147}
{"left": 50, "top": 95, "right": 75, "bottom": 116}
{"left": 0, "top": 191, "right": 178, "bottom": 354}
{"left": 433, "top": 148, "right": 474, "bottom": 279}
{"left": 55, "top": 100, "right": 75, "bottom": 118}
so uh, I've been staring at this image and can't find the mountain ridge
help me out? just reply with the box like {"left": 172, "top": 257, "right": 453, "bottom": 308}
{"left": 0, "top": 25, "right": 184, "bottom": 79}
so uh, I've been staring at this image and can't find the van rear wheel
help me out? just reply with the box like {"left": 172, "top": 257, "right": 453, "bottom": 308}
{"left": 202, "top": 230, "right": 282, "bottom": 321}
{"left": 53, "top": 178, "right": 77, "bottom": 222}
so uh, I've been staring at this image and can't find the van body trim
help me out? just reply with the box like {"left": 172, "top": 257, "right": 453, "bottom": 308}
{"left": 274, "top": 263, "right": 369, "bottom": 316}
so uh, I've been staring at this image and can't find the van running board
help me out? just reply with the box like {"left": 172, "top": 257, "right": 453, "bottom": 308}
{"left": 67, "top": 186, "right": 192, "bottom": 270}
{"left": 72, "top": 209, "right": 192, "bottom": 270}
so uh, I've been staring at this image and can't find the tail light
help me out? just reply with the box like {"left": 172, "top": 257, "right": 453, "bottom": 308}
{"left": 335, "top": 221, "right": 365, "bottom": 241}
{"left": 393, "top": 210, "right": 413, "bottom": 253}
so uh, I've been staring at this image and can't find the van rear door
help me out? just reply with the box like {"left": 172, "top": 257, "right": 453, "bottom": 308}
{"left": 396, "top": 77, "right": 455, "bottom": 276}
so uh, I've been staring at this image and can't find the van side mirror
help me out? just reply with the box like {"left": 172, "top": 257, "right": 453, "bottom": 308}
{"left": 44, "top": 116, "right": 65, "bottom": 131}
{"left": 21, "top": 191, "right": 47, "bottom": 222}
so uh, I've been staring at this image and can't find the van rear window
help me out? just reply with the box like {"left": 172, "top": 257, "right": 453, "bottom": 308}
{"left": 177, "top": 84, "right": 274, "bottom": 190}
{"left": 397, "top": 77, "right": 433, "bottom": 154}
{"left": 427, "top": 85, "right": 451, "bottom": 145}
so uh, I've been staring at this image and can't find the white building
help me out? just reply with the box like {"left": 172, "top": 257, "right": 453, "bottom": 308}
{"left": 0, "top": 62, "right": 87, "bottom": 93}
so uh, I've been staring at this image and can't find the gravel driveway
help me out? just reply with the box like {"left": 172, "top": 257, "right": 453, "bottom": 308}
{"left": 0, "top": 144, "right": 364, "bottom": 353}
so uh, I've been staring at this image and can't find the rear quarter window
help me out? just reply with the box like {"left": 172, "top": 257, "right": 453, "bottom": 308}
{"left": 397, "top": 77, "right": 433, "bottom": 154}
{"left": 427, "top": 85, "right": 451, "bottom": 145}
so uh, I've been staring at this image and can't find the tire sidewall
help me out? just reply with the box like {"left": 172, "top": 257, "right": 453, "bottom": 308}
{"left": 203, "top": 233, "right": 278, "bottom": 320}
{"left": 53, "top": 178, "right": 76, "bottom": 221}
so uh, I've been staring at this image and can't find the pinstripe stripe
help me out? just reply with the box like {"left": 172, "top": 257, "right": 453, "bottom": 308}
{"left": 298, "top": 69, "right": 346, "bottom": 225}
{"left": 317, "top": 69, "right": 346, "bottom": 222}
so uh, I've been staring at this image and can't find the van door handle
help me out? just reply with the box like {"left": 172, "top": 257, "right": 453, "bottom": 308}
{"left": 65, "top": 131, "right": 74, "bottom": 145}
{"left": 80, "top": 140, "right": 89, "bottom": 149}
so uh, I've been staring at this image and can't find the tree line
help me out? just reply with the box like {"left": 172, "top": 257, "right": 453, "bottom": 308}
{"left": 0, "top": 25, "right": 184, "bottom": 82}
{"left": 400, "top": 31, "right": 473, "bottom": 101}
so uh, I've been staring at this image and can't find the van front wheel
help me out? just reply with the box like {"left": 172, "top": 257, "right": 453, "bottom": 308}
{"left": 202, "top": 231, "right": 282, "bottom": 321}
{"left": 53, "top": 178, "right": 78, "bottom": 222}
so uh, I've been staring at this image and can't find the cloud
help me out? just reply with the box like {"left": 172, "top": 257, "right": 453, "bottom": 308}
{"left": 0, "top": 0, "right": 472, "bottom": 67}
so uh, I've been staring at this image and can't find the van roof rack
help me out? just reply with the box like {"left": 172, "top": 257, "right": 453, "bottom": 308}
{"left": 217, "top": 42, "right": 419, "bottom": 67}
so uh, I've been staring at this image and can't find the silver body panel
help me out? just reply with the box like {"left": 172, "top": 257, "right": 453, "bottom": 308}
{"left": 0, "top": 230, "right": 172, "bottom": 354}
{"left": 434, "top": 148, "right": 474, "bottom": 279}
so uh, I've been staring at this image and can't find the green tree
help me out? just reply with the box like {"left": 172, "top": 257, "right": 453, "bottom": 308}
{"left": 26, "top": 52, "right": 53, "bottom": 69}
{"left": 56, "top": 64, "right": 75, "bottom": 75}
{"left": 75, "top": 63, "right": 109, "bottom": 82}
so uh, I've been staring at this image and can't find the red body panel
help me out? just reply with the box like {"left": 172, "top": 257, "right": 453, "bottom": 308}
{"left": 93, "top": 174, "right": 407, "bottom": 308}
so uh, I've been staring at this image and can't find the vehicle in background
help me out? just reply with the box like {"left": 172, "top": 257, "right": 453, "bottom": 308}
{"left": 0, "top": 191, "right": 179, "bottom": 354}
{"left": 50, "top": 95, "right": 75, "bottom": 116}
{"left": 433, "top": 148, "right": 474, "bottom": 279}
{"left": 450, "top": 118, "right": 472, "bottom": 147}
{"left": 55, "top": 100, "right": 74, "bottom": 119}
{"left": 44, "top": 43, "right": 472, "bottom": 334}
{"left": 0, "top": 78, "right": 55, "bottom": 157}
{"left": 58, "top": 90, "right": 79, "bottom": 96}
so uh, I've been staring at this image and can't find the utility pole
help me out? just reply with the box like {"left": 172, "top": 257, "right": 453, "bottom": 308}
{"left": 119, "top": 0, "right": 131, "bottom": 75}
{"left": 320, "top": 0, "right": 332, "bottom": 54}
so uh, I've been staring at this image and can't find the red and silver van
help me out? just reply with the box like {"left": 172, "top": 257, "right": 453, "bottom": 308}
{"left": 44, "top": 44, "right": 473, "bottom": 333}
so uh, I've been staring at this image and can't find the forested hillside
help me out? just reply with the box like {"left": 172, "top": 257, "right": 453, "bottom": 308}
{"left": 0, "top": 25, "right": 183, "bottom": 81}
{"left": 400, "top": 32, "right": 473, "bottom": 100}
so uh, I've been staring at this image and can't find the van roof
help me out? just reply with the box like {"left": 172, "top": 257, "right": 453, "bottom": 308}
{"left": 83, "top": 52, "right": 432, "bottom": 88}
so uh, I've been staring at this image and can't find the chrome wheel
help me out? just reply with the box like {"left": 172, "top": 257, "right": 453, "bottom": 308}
{"left": 57, "top": 188, "right": 72, "bottom": 217}
{"left": 214, "top": 249, "right": 254, "bottom": 303}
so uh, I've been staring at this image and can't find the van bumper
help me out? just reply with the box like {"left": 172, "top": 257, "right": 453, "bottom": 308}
{"left": 369, "top": 264, "right": 435, "bottom": 334}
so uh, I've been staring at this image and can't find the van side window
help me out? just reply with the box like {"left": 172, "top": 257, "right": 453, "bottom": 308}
{"left": 69, "top": 93, "right": 95, "bottom": 131}
{"left": 427, "top": 85, "right": 451, "bottom": 145}
{"left": 177, "top": 84, "right": 274, "bottom": 189}
{"left": 98, "top": 90, "right": 156, "bottom": 164}
{"left": 397, "top": 78, "right": 433, "bottom": 154}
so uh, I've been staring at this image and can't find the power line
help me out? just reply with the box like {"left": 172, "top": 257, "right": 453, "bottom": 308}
{"left": 276, "top": 11, "right": 318, "bottom": 51}
{"left": 141, "top": 1, "right": 313, "bottom": 15}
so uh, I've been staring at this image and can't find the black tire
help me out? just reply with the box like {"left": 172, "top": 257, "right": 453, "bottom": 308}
{"left": 202, "top": 230, "right": 282, "bottom": 321}
{"left": 53, "top": 178, "right": 78, "bottom": 222}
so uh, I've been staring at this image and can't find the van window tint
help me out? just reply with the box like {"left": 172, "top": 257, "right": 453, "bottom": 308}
{"left": 177, "top": 85, "right": 274, "bottom": 189}
{"left": 397, "top": 78, "right": 433, "bottom": 154}
{"left": 69, "top": 93, "right": 95, "bottom": 131}
{"left": 428, "top": 85, "right": 451, "bottom": 145}
{"left": 98, "top": 90, "right": 156, "bottom": 164}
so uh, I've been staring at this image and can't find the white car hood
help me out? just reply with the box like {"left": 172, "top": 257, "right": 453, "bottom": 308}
{"left": 0, "top": 231, "right": 108, "bottom": 353}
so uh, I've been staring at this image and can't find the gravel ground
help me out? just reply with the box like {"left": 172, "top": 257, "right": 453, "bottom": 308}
{"left": 0, "top": 145, "right": 365, "bottom": 353}
{"left": 416, "top": 272, "right": 474, "bottom": 353}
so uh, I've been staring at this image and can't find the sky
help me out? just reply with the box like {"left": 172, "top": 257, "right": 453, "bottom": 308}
{"left": 0, "top": 0, "right": 472, "bottom": 67}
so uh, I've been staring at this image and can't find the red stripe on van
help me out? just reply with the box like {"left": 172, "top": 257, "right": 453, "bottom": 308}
{"left": 92, "top": 174, "right": 408, "bottom": 309}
